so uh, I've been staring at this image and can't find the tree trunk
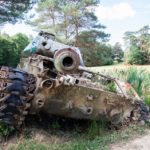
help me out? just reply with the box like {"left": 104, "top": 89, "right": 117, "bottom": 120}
{"left": 74, "top": 18, "right": 79, "bottom": 47}
{"left": 64, "top": 15, "right": 68, "bottom": 43}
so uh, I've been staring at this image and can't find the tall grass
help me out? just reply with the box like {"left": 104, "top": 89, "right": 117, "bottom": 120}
{"left": 99, "top": 67, "right": 150, "bottom": 107}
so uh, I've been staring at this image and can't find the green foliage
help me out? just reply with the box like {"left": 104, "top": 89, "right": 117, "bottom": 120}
{"left": 124, "top": 68, "right": 150, "bottom": 96}
{"left": 124, "top": 25, "right": 150, "bottom": 65}
{"left": 144, "top": 95, "right": 150, "bottom": 108}
{"left": 0, "top": 0, "right": 36, "bottom": 24}
{"left": 127, "top": 46, "right": 147, "bottom": 65}
{"left": 99, "top": 67, "right": 150, "bottom": 97}
{"left": 80, "top": 42, "right": 113, "bottom": 67}
{"left": 0, "top": 123, "right": 14, "bottom": 136}
{"left": 85, "top": 121, "right": 107, "bottom": 140}
{"left": 9, "top": 140, "right": 50, "bottom": 150}
{"left": 91, "top": 66, "right": 150, "bottom": 108}
{"left": 96, "top": 44, "right": 114, "bottom": 65}
{"left": 78, "top": 30, "right": 110, "bottom": 45}
{"left": 32, "top": 0, "right": 114, "bottom": 66}
{"left": 113, "top": 42, "right": 124, "bottom": 63}
{"left": 0, "top": 33, "right": 29, "bottom": 67}
{"left": 32, "top": 0, "right": 102, "bottom": 45}
{"left": 77, "top": 30, "right": 116, "bottom": 67}
{"left": 105, "top": 82, "right": 116, "bottom": 92}
{"left": 50, "top": 121, "right": 60, "bottom": 130}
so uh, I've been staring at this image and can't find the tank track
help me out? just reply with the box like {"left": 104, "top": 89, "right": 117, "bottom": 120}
{"left": 109, "top": 101, "right": 149, "bottom": 129}
{"left": 0, "top": 66, "right": 36, "bottom": 128}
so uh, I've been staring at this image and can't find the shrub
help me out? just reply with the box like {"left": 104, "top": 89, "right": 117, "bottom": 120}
{"left": 0, "top": 123, "right": 14, "bottom": 137}
{"left": 126, "top": 46, "right": 148, "bottom": 65}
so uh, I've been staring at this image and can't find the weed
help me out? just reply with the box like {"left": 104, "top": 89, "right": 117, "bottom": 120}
{"left": 98, "top": 67, "right": 150, "bottom": 97}
{"left": 50, "top": 121, "right": 60, "bottom": 130}
{"left": 85, "top": 120, "right": 107, "bottom": 140}
{"left": 144, "top": 94, "right": 150, "bottom": 108}
{"left": 105, "top": 82, "right": 116, "bottom": 92}
{"left": 125, "top": 68, "right": 150, "bottom": 96}
{"left": 0, "top": 123, "right": 14, "bottom": 137}
{"left": 23, "top": 128, "right": 33, "bottom": 139}
{"left": 8, "top": 140, "right": 50, "bottom": 150}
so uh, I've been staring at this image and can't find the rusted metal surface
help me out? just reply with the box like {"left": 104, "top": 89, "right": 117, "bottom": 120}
{"left": 19, "top": 41, "right": 148, "bottom": 126}
{"left": 0, "top": 31, "right": 148, "bottom": 128}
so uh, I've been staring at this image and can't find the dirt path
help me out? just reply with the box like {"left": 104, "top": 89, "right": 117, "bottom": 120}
{"left": 110, "top": 130, "right": 150, "bottom": 150}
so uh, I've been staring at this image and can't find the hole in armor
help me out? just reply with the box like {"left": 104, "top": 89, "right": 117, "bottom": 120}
{"left": 43, "top": 80, "right": 53, "bottom": 88}
{"left": 75, "top": 79, "right": 79, "bottom": 84}
{"left": 87, "top": 108, "right": 93, "bottom": 114}
{"left": 42, "top": 42, "right": 47, "bottom": 46}
{"left": 36, "top": 99, "right": 44, "bottom": 108}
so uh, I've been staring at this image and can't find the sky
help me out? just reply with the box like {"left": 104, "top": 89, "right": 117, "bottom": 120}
{"left": 2, "top": 0, "right": 150, "bottom": 46}
{"left": 95, "top": 0, "right": 150, "bottom": 46}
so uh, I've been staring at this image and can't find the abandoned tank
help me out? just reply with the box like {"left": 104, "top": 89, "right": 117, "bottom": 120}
{"left": 0, "top": 31, "right": 148, "bottom": 128}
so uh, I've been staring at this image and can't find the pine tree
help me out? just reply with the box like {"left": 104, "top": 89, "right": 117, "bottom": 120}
{"left": 0, "top": 0, "right": 36, "bottom": 24}
{"left": 32, "top": 0, "right": 100, "bottom": 45}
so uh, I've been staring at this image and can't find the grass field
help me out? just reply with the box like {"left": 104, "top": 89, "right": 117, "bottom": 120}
{"left": 89, "top": 64, "right": 150, "bottom": 73}
{"left": 4, "top": 118, "right": 150, "bottom": 150}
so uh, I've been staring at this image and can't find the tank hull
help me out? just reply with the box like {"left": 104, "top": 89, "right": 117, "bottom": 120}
{"left": 18, "top": 54, "right": 146, "bottom": 125}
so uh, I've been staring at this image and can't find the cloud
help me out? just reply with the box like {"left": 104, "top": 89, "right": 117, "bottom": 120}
{"left": 96, "top": 3, "right": 136, "bottom": 20}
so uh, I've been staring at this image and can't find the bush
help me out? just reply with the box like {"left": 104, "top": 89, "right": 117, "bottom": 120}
{"left": 80, "top": 43, "right": 113, "bottom": 67}
{"left": 0, "top": 33, "right": 29, "bottom": 67}
{"left": 127, "top": 46, "right": 148, "bottom": 65}
{"left": 0, "top": 123, "right": 14, "bottom": 137}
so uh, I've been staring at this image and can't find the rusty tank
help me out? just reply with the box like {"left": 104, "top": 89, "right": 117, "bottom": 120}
{"left": 0, "top": 31, "right": 148, "bottom": 128}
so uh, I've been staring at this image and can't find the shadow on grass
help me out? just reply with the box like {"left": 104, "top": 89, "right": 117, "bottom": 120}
{"left": 24, "top": 113, "right": 109, "bottom": 139}
{"left": 3, "top": 113, "right": 149, "bottom": 150}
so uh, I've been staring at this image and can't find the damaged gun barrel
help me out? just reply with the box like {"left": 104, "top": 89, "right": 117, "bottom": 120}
{"left": 54, "top": 48, "right": 80, "bottom": 73}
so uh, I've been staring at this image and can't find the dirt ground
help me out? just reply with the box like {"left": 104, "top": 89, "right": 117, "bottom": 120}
{"left": 4, "top": 128, "right": 150, "bottom": 150}
{"left": 110, "top": 130, "right": 150, "bottom": 150}
{"left": 0, "top": 123, "right": 150, "bottom": 150}
{"left": 0, "top": 111, "right": 149, "bottom": 150}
